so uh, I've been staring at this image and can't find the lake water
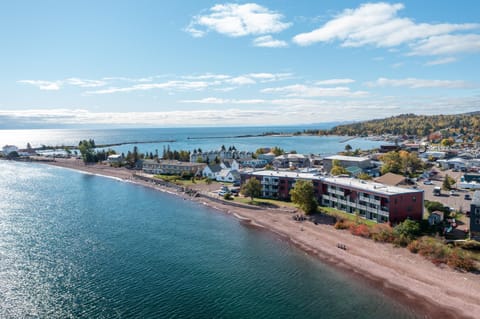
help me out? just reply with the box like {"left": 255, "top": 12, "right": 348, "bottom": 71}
{"left": 0, "top": 161, "right": 419, "bottom": 318}
{"left": 0, "top": 126, "right": 388, "bottom": 156}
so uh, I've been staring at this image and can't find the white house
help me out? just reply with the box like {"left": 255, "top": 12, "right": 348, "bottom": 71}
{"left": 216, "top": 169, "right": 240, "bottom": 182}
{"left": 2, "top": 145, "right": 18, "bottom": 156}
{"left": 107, "top": 154, "right": 123, "bottom": 164}
{"left": 202, "top": 164, "right": 223, "bottom": 179}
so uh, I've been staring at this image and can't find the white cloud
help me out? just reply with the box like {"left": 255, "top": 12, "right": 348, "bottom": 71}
{"left": 87, "top": 81, "right": 210, "bottom": 94}
{"left": 262, "top": 84, "right": 369, "bottom": 97}
{"left": 315, "top": 78, "right": 355, "bottom": 85}
{"left": 409, "top": 34, "right": 480, "bottom": 56}
{"left": 181, "top": 97, "right": 265, "bottom": 104}
{"left": 18, "top": 78, "right": 108, "bottom": 90}
{"left": 186, "top": 3, "right": 291, "bottom": 38}
{"left": 292, "top": 2, "right": 480, "bottom": 57}
{"left": 226, "top": 76, "right": 257, "bottom": 85}
{"left": 424, "top": 57, "right": 457, "bottom": 66}
{"left": 17, "top": 80, "right": 61, "bottom": 90}
{"left": 253, "top": 35, "right": 288, "bottom": 48}
{"left": 366, "top": 77, "right": 473, "bottom": 89}
{"left": 65, "top": 78, "right": 107, "bottom": 87}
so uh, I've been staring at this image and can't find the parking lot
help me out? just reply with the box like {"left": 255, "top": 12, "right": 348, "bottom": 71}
{"left": 417, "top": 169, "right": 474, "bottom": 214}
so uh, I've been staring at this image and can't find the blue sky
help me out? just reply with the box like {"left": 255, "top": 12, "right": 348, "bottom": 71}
{"left": 1, "top": 0, "right": 479, "bottom": 128}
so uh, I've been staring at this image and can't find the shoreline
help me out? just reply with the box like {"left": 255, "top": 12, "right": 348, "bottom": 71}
{"left": 35, "top": 158, "right": 480, "bottom": 318}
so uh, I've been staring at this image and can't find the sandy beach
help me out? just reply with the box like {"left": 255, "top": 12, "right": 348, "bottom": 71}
{"left": 42, "top": 158, "right": 480, "bottom": 319}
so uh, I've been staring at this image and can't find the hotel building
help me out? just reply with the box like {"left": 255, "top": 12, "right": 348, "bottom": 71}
{"left": 241, "top": 170, "right": 424, "bottom": 224}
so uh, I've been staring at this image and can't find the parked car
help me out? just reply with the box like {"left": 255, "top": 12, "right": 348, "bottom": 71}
{"left": 450, "top": 190, "right": 457, "bottom": 196}
{"left": 464, "top": 194, "right": 472, "bottom": 200}
{"left": 423, "top": 180, "right": 433, "bottom": 185}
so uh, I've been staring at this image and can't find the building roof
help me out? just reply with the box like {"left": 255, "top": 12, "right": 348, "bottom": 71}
{"left": 246, "top": 170, "right": 422, "bottom": 195}
{"left": 322, "top": 176, "right": 422, "bottom": 196}
{"left": 207, "top": 164, "right": 223, "bottom": 173}
{"left": 473, "top": 191, "right": 480, "bottom": 205}
{"left": 374, "top": 172, "right": 406, "bottom": 186}
{"left": 324, "top": 155, "right": 370, "bottom": 162}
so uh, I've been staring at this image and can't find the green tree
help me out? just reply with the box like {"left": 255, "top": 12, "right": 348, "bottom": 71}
{"left": 78, "top": 139, "right": 96, "bottom": 163}
{"left": 424, "top": 200, "right": 449, "bottom": 214}
{"left": 344, "top": 144, "right": 352, "bottom": 155}
{"left": 380, "top": 151, "right": 403, "bottom": 175}
{"left": 290, "top": 180, "right": 318, "bottom": 214}
{"left": 357, "top": 172, "right": 372, "bottom": 180}
{"left": 241, "top": 178, "right": 262, "bottom": 201}
{"left": 271, "top": 146, "right": 284, "bottom": 156}
{"left": 393, "top": 219, "right": 420, "bottom": 241}
{"left": 330, "top": 159, "right": 348, "bottom": 176}
{"left": 442, "top": 174, "right": 455, "bottom": 190}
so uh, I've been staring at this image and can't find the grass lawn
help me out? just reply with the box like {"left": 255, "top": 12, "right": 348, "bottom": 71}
{"left": 320, "top": 207, "right": 377, "bottom": 226}
{"left": 234, "top": 196, "right": 297, "bottom": 209}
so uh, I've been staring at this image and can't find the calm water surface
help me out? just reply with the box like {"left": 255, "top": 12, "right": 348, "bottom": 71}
{"left": 0, "top": 161, "right": 418, "bottom": 318}
{"left": 0, "top": 127, "right": 389, "bottom": 156}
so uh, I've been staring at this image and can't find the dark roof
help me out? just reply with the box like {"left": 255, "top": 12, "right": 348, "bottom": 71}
{"left": 208, "top": 164, "right": 223, "bottom": 173}
{"left": 374, "top": 172, "right": 406, "bottom": 186}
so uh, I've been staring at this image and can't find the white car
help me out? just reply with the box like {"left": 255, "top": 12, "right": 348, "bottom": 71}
{"left": 423, "top": 180, "right": 433, "bottom": 185}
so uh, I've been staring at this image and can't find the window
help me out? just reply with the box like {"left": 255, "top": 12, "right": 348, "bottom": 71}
{"left": 476, "top": 218, "right": 480, "bottom": 225}
{"left": 412, "top": 196, "right": 416, "bottom": 202}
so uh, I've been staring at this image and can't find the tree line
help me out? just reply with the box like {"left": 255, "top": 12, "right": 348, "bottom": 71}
{"left": 297, "top": 112, "right": 480, "bottom": 138}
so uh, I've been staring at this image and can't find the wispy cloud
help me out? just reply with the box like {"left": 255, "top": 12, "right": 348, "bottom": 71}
{"left": 262, "top": 84, "right": 368, "bottom": 97}
{"left": 85, "top": 72, "right": 292, "bottom": 94}
{"left": 366, "top": 77, "right": 473, "bottom": 89}
{"left": 292, "top": 2, "right": 480, "bottom": 58}
{"left": 17, "top": 80, "right": 62, "bottom": 91}
{"left": 87, "top": 81, "right": 209, "bottom": 95}
{"left": 185, "top": 3, "right": 291, "bottom": 38}
{"left": 181, "top": 97, "right": 265, "bottom": 104}
{"left": 18, "top": 78, "right": 107, "bottom": 90}
{"left": 253, "top": 35, "right": 288, "bottom": 48}
{"left": 409, "top": 34, "right": 480, "bottom": 56}
{"left": 424, "top": 57, "right": 457, "bottom": 66}
{"left": 315, "top": 78, "right": 355, "bottom": 85}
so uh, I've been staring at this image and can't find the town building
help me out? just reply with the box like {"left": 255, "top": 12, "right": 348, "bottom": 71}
{"left": 241, "top": 170, "right": 423, "bottom": 224}
{"left": 459, "top": 173, "right": 480, "bottom": 189}
{"left": 189, "top": 149, "right": 253, "bottom": 163}
{"left": 470, "top": 191, "right": 480, "bottom": 241}
{"left": 273, "top": 153, "right": 310, "bottom": 169}
{"left": 143, "top": 160, "right": 206, "bottom": 176}
{"left": 322, "top": 155, "right": 371, "bottom": 173}
{"left": 2, "top": 145, "right": 18, "bottom": 156}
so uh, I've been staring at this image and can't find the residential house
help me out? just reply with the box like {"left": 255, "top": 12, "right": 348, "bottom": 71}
{"left": 216, "top": 169, "right": 240, "bottom": 183}
{"left": 428, "top": 211, "right": 444, "bottom": 226}
{"left": 202, "top": 164, "right": 223, "bottom": 179}
{"left": 374, "top": 173, "right": 408, "bottom": 187}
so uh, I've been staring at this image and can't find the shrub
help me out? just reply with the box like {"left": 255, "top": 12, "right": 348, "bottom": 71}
{"left": 223, "top": 193, "right": 233, "bottom": 200}
{"left": 370, "top": 224, "right": 395, "bottom": 243}
{"left": 393, "top": 234, "right": 411, "bottom": 247}
{"left": 455, "top": 240, "right": 480, "bottom": 251}
{"left": 407, "top": 240, "right": 420, "bottom": 253}
{"left": 334, "top": 219, "right": 353, "bottom": 230}
{"left": 446, "top": 250, "right": 476, "bottom": 272}
{"left": 349, "top": 224, "right": 371, "bottom": 238}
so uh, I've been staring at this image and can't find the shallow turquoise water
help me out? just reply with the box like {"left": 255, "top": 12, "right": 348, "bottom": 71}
{"left": 0, "top": 161, "right": 418, "bottom": 318}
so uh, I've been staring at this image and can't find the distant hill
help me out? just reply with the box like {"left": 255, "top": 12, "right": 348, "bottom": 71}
{"left": 300, "top": 112, "right": 480, "bottom": 138}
